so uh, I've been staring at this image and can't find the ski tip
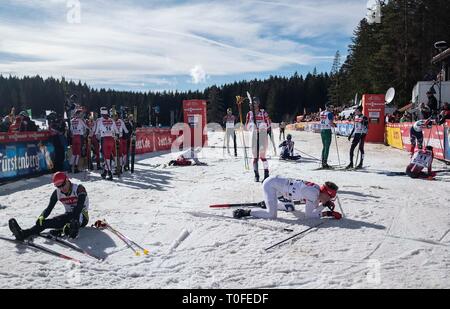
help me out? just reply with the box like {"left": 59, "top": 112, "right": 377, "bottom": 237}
{"left": 143, "top": 250, "right": 150, "bottom": 255}
{"left": 135, "top": 252, "right": 141, "bottom": 256}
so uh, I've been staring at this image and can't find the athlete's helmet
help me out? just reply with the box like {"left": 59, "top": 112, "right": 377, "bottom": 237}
{"left": 287, "top": 134, "right": 292, "bottom": 140}
{"left": 252, "top": 97, "right": 261, "bottom": 105}
{"left": 52, "top": 172, "right": 68, "bottom": 187}
{"left": 425, "top": 146, "right": 433, "bottom": 152}
{"left": 227, "top": 108, "right": 232, "bottom": 113}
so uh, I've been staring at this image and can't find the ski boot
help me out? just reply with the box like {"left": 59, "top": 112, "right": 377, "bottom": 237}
{"left": 74, "top": 167, "right": 80, "bottom": 174}
{"left": 345, "top": 162, "right": 354, "bottom": 170}
{"left": 101, "top": 170, "right": 107, "bottom": 179}
{"left": 233, "top": 209, "right": 251, "bottom": 219}
{"left": 262, "top": 170, "right": 270, "bottom": 183}
{"left": 107, "top": 171, "right": 113, "bottom": 181}
{"left": 321, "top": 161, "right": 331, "bottom": 169}
{"left": 254, "top": 171, "right": 260, "bottom": 183}
{"left": 96, "top": 163, "right": 102, "bottom": 171}
{"left": 8, "top": 219, "right": 25, "bottom": 241}
{"left": 355, "top": 161, "right": 363, "bottom": 170}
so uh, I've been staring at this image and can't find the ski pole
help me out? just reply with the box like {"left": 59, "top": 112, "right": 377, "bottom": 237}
{"left": 294, "top": 148, "right": 321, "bottom": 162}
{"left": 107, "top": 226, "right": 141, "bottom": 256}
{"left": 95, "top": 220, "right": 142, "bottom": 256}
{"left": 334, "top": 129, "right": 341, "bottom": 167}
{"left": 264, "top": 221, "right": 325, "bottom": 251}
{"left": 355, "top": 147, "right": 360, "bottom": 167}
{"left": 103, "top": 220, "right": 149, "bottom": 255}
{"left": 236, "top": 96, "right": 249, "bottom": 170}
{"left": 110, "top": 227, "right": 149, "bottom": 255}
{"left": 223, "top": 129, "right": 226, "bottom": 156}
{"left": 336, "top": 195, "right": 346, "bottom": 218}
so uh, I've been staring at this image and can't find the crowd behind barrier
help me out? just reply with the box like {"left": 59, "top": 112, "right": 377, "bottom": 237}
{"left": 0, "top": 128, "right": 176, "bottom": 183}
{"left": 289, "top": 120, "right": 449, "bottom": 162}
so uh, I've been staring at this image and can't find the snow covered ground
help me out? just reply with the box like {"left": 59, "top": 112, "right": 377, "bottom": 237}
{"left": 1, "top": 129, "right": 449, "bottom": 289}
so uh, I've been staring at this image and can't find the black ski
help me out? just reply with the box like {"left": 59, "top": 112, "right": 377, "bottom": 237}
{"left": 39, "top": 233, "right": 104, "bottom": 261}
{"left": 0, "top": 236, "right": 81, "bottom": 263}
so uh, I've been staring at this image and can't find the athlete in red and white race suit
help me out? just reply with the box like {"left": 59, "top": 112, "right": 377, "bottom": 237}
{"left": 168, "top": 148, "right": 206, "bottom": 166}
{"left": 113, "top": 114, "right": 129, "bottom": 172}
{"left": 233, "top": 176, "right": 341, "bottom": 220}
{"left": 70, "top": 110, "right": 89, "bottom": 173}
{"left": 88, "top": 115, "right": 102, "bottom": 170}
{"left": 246, "top": 97, "right": 271, "bottom": 182}
{"left": 95, "top": 108, "right": 119, "bottom": 179}
{"left": 8, "top": 172, "right": 90, "bottom": 240}
{"left": 406, "top": 146, "right": 436, "bottom": 179}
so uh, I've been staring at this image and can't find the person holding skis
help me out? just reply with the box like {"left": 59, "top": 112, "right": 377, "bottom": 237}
{"left": 406, "top": 146, "right": 437, "bottom": 179}
{"left": 346, "top": 106, "right": 369, "bottom": 169}
{"left": 95, "top": 107, "right": 119, "bottom": 180}
{"left": 409, "top": 118, "right": 433, "bottom": 156}
{"left": 223, "top": 108, "right": 237, "bottom": 157}
{"left": 8, "top": 172, "right": 89, "bottom": 241}
{"left": 246, "top": 97, "right": 271, "bottom": 182}
{"left": 261, "top": 108, "right": 277, "bottom": 156}
{"left": 320, "top": 104, "right": 336, "bottom": 169}
{"left": 279, "top": 134, "right": 302, "bottom": 161}
{"left": 69, "top": 109, "right": 89, "bottom": 173}
{"left": 233, "top": 176, "right": 341, "bottom": 220}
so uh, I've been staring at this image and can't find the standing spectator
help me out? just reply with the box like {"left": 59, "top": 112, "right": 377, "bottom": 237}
{"left": 419, "top": 103, "right": 431, "bottom": 120}
{"left": 1, "top": 115, "right": 12, "bottom": 132}
{"left": 426, "top": 91, "right": 438, "bottom": 117}
{"left": 438, "top": 103, "right": 450, "bottom": 125}
{"left": 400, "top": 111, "right": 412, "bottom": 123}
{"left": 47, "top": 112, "right": 67, "bottom": 172}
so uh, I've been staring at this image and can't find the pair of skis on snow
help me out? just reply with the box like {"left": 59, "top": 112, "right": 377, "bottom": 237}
{"left": 0, "top": 233, "right": 103, "bottom": 264}
{"left": 0, "top": 219, "right": 149, "bottom": 263}
{"left": 209, "top": 199, "right": 305, "bottom": 209}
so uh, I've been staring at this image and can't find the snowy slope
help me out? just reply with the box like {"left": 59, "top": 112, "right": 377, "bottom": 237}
{"left": 1, "top": 130, "right": 449, "bottom": 289}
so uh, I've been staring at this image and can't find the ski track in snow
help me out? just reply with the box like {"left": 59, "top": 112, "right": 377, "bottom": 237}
{"left": 1, "top": 130, "right": 449, "bottom": 288}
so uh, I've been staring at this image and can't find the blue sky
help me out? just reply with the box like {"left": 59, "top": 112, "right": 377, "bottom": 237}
{"left": 0, "top": 0, "right": 370, "bottom": 92}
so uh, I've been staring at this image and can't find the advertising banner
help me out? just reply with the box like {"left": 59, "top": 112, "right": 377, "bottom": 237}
{"left": 362, "top": 94, "right": 386, "bottom": 143}
{"left": 385, "top": 124, "right": 403, "bottom": 150}
{"left": 1, "top": 139, "right": 55, "bottom": 182}
{"left": 135, "top": 128, "right": 175, "bottom": 155}
{"left": 336, "top": 122, "right": 354, "bottom": 137}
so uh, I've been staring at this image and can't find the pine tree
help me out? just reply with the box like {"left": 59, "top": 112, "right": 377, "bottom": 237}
{"left": 328, "top": 50, "right": 342, "bottom": 106}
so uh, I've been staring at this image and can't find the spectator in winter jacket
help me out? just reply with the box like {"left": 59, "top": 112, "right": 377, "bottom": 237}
{"left": 438, "top": 103, "right": 450, "bottom": 125}
{"left": 426, "top": 91, "right": 438, "bottom": 116}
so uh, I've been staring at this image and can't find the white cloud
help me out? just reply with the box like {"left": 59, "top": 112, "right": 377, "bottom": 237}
{"left": 0, "top": 0, "right": 367, "bottom": 90}
{"left": 190, "top": 65, "right": 207, "bottom": 84}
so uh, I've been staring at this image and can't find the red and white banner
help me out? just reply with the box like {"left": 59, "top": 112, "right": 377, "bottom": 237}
{"left": 135, "top": 128, "right": 175, "bottom": 155}
{"left": 0, "top": 131, "right": 53, "bottom": 144}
